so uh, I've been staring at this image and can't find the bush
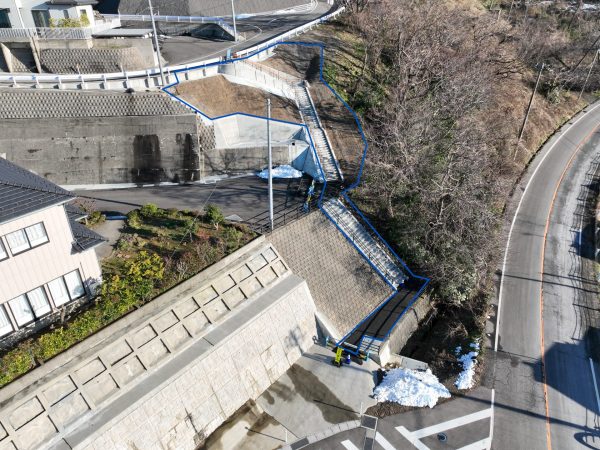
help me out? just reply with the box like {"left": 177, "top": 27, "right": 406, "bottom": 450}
{"left": 127, "top": 210, "right": 141, "bottom": 229}
{"left": 205, "top": 204, "right": 225, "bottom": 230}
{"left": 140, "top": 203, "right": 160, "bottom": 217}
{"left": 87, "top": 210, "right": 105, "bottom": 227}
{"left": 223, "top": 226, "right": 243, "bottom": 251}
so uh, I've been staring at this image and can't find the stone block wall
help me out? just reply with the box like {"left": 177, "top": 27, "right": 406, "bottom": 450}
{"left": 0, "top": 237, "right": 317, "bottom": 450}
{"left": 268, "top": 211, "right": 393, "bottom": 338}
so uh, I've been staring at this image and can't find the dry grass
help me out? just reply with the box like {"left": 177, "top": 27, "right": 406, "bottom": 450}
{"left": 174, "top": 75, "right": 301, "bottom": 122}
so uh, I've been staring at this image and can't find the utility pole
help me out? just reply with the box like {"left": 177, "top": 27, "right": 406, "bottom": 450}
{"left": 148, "top": 0, "right": 165, "bottom": 87}
{"left": 515, "top": 62, "right": 544, "bottom": 160}
{"left": 267, "top": 98, "right": 274, "bottom": 231}
{"left": 230, "top": 0, "right": 237, "bottom": 42}
{"left": 579, "top": 49, "right": 599, "bottom": 101}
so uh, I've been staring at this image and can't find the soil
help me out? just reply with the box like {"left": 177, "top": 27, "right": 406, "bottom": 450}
{"left": 174, "top": 75, "right": 301, "bottom": 122}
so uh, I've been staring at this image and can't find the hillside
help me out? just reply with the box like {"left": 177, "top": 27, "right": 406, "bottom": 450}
{"left": 289, "top": 0, "right": 600, "bottom": 387}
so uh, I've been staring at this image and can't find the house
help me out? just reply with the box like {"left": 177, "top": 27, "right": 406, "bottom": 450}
{"left": 0, "top": 157, "right": 104, "bottom": 340}
{"left": 0, "top": 0, "right": 97, "bottom": 29}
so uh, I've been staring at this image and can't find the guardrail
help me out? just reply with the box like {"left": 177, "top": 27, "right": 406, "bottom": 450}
{"left": 0, "top": 18, "right": 121, "bottom": 41}
{"left": 0, "top": 6, "right": 344, "bottom": 87}
{"left": 104, "top": 13, "right": 236, "bottom": 37}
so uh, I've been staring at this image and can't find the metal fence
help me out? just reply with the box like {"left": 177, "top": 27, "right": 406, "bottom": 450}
{"left": 0, "top": 18, "right": 121, "bottom": 41}
{"left": 0, "top": 6, "right": 344, "bottom": 86}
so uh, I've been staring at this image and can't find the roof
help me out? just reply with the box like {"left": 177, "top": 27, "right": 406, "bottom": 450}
{"left": 65, "top": 203, "right": 88, "bottom": 221}
{"left": 0, "top": 158, "right": 74, "bottom": 225}
{"left": 69, "top": 219, "right": 106, "bottom": 252}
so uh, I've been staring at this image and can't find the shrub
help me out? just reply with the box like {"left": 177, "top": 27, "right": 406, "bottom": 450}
{"left": 140, "top": 203, "right": 160, "bottom": 217}
{"left": 223, "top": 226, "right": 243, "bottom": 251}
{"left": 127, "top": 210, "right": 141, "bottom": 229}
{"left": 205, "top": 204, "right": 225, "bottom": 230}
{"left": 87, "top": 210, "right": 105, "bottom": 227}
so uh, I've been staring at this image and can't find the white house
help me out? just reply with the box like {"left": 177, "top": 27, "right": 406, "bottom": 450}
{"left": 0, "top": 0, "right": 97, "bottom": 29}
{"left": 0, "top": 157, "right": 104, "bottom": 339}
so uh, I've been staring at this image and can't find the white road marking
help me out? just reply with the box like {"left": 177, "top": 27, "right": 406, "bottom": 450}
{"left": 341, "top": 440, "right": 360, "bottom": 450}
{"left": 375, "top": 431, "right": 397, "bottom": 450}
{"left": 458, "top": 437, "right": 492, "bottom": 450}
{"left": 495, "top": 101, "right": 600, "bottom": 352}
{"left": 409, "top": 408, "right": 492, "bottom": 439}
{"left": 396, "top": 426, "right": 430, "bottom": 450}
{"left": 488, "top": 389, "right": 495, "bottom": 450}
{"left": 589, "top": 357, "right": 600, "bottom": 413}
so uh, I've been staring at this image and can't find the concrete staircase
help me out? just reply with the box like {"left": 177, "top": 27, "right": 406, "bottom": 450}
{"left": 295, "top": 82, "right": 342, "bottom": 182}
{"left": 322, "top": 198, "right": 406, "bottom": 288}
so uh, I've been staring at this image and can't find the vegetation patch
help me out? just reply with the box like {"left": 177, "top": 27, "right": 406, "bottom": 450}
{"left": 0, "top": 204, "right": 254, "bottom": 388}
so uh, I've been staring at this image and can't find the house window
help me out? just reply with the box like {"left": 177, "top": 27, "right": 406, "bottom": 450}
{"left": 5, "top": 222, "right": 48, "bottom": 255}
{"left": 8, "top": 286, "right": 51, "bottom": 327}
{"left": 48, "top": 277, "right": 70, "bottom": 307}
{"left": 48, "top": 270, "right": 84, "bottom": 307}
{"left": 0, "top": 9, "right": 11, "bottom": 29}
{"left": 64, "top": 270, "right": 85, "bottom": 300}
{"left": 0, "top": 238, "right": 7, "bottom": 261}
{"left": 6, "top": 229, "right": 30, "bottom": 254}
{"left": 32, "top": 10, "right": 50, "bottom": 28}
{"left": 25, "top": 223, "right": 48, "bottom": 247}
{"left": 27, "top": 287, "right": 51, "bottom": 318}
{"left": 0, "top": 306, "right": 13, "bottom": 337}
{"left": 8, "top": 295, "right": 34, "bottom": 327}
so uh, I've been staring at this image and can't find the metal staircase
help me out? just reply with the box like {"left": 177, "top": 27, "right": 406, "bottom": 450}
{"left": 322, "top": 198, "right": 407, "bottom": 288}
{"left": 295, "top": 82, "right": 342, "bottom": 182}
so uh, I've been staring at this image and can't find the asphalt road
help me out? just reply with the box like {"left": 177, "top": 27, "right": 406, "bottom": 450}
{"left": 75, "top": 176, "right": 300, "bottom": 221}
{"left": 490, "top": 101, "right": 600, "bottom": 450}
{"left": 155, "top": 2, "right": 333, "bottom": 65}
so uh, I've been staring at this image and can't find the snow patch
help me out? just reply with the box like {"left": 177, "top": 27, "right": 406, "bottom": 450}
{"left": 374, "top": 368, "right": 450, "bottom": 408}
{"left": 455, "top": 342, "right": 479, "bottom": 390}
{"left": 257, "top": 165, "right": 303, "bottom": 179}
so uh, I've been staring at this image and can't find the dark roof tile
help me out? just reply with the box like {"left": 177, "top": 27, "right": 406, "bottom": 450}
{"left": 0, "top": 158, "right": 74, "bottom": 225}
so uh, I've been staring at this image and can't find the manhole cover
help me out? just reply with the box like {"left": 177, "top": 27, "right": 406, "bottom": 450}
{"left": 438, "top": 433, "right": 448, "bottom": 442}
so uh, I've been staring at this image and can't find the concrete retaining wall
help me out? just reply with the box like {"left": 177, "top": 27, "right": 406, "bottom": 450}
{"left": 377, "top": 295, "right": 432, "bottom": 365}
{"left": 0, "top": 237, "right": 317, "bottom": 450}
{"left": 0, "top": 115, "right": 200, "bottom": 185}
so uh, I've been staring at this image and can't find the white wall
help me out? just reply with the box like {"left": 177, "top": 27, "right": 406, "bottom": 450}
{"left": 0, "top": 204, "right": 101, "bottom": 308}
{"left": 0, "top": 0, "right": 95, "bottom": 28}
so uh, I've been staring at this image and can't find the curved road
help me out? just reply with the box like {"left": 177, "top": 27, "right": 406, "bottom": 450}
{"left": 491, "top": 101, "right": 600, "bottom": 449}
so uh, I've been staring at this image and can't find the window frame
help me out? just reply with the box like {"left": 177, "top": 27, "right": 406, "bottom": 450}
{"left": 25, "top": 222, "right": 49, "bottom": 248}
{"left": 64, "top": 270, "right": 86, "bottom": 301}
{"left": 26, "top": 286, "right": 52, "bottom": 318}
{"left": 8, "top": 295, "right": 35, "bottom": 328}
{"left": 0, "top": 237, "right": 8, "bottom": 261}
{"left": 0, "top": 9, "right": 11, "bottom": 29}
{"left": 0, "top": 304, "right": 14, "bottom": 337}
{"left": 47, "top": 276, "right": 71, "bottom": 307}
{"left": 7, "top": 286, "right": 52, "bottom": 328}
{"left": 4, "top": 222, "right": 49, "bottom": 256}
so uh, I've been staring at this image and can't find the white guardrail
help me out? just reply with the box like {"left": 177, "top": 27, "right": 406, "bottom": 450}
{"left": 0, "top": 6, "right": 344, "bottom": 89}
{"left": 0, "top": 18, "right": 121, "bottom": 41}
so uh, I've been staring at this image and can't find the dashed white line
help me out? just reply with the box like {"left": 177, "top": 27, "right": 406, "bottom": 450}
{"left": 589, "top": 357, "right": 600, "bottom": 413}
{"left": 488, "top": 389, "right": 495, "bottom": 450}
{"left": 340, "top": 440, "right": 360, "bottom": 450}
{"left": 375, "top": 431, "right": 397, "bottom": 450}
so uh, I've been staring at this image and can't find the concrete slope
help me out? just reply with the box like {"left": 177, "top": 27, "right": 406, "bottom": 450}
{"left": 491, "top": 101, "right": 600, "bottom": 450}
